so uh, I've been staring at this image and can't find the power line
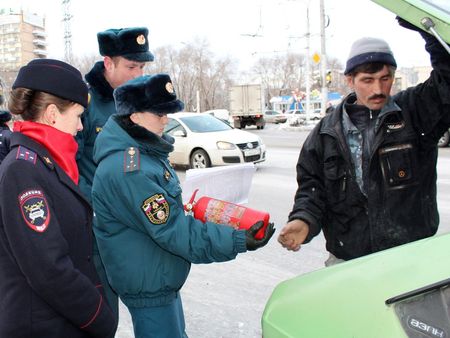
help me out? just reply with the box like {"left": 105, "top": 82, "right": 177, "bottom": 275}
{"left": 61, "top": 0, "right": 73, "bottom": 63}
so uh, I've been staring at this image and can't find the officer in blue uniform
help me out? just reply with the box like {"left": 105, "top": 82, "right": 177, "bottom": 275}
{"left": 92, "top": 74, "right": 275, "bottom": 338}
{"left": 77, "top": 27, "right": 154, "bottom": 202}
{"left": 0, "top": 59, "right": 117, "bottom": 337}
{"left": 76, "top": 27, "right": 154, "bottom": 320}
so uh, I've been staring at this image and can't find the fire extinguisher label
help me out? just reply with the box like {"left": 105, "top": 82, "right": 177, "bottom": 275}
{"left": 141, "top": 193, "right": 170, "bottom": 225}
{"left": 204, "top": 199, "right": 245, "bottom": 229}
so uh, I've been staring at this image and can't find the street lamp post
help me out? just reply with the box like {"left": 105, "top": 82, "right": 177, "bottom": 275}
{"left": 304, "top": 5, "right": 311, "bottom": 122}
{"left": 319, "top": 0, "right": 328, "bottom": 116}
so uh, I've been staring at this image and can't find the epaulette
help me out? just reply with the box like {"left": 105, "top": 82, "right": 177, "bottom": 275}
{"left": 124, "top": 146, "right": 140, "bottom": 172}
{"left": 15, "top": 146, "right": 37, "bottom": 164}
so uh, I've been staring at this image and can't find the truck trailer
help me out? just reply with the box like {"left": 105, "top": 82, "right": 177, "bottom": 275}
{"left": 228, "top": 84, "right": 265, "bottom": 129}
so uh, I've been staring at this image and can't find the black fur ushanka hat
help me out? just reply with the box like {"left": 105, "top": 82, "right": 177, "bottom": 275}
{"left": 114, "top": 74, "right": 184, "bottom": 116}
{"left": 97, "top": 27, "right": 154, "bottom": 62}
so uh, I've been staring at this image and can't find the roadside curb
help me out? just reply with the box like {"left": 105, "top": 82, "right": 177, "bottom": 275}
{"left": 277, "top": 123, "right": 317, "bottom": 132}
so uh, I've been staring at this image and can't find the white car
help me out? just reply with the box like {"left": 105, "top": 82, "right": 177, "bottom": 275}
{"left": 285, "top": 109, "right": 322, "bottom": 125}
{"left": 165, "top": 112, "right": 266, "bottom": 169}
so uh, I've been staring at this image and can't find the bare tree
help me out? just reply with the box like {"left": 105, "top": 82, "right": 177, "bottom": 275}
{"left": 253, "top": 53, "right": 346, "bottom": 107}
{"left": 253, "top": 53, "right": 306, "bottom": 108}
{"left": 71, "top": 54, "right": 102, "bottom": 78}
{"left": 146, "top": 39, "right": 236, "bottom": 112}
{"left": 67, "top": 42, "right": 344, "bottom": 113}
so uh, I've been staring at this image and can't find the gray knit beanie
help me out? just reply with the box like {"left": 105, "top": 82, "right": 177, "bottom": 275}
{"left": 344, "top": 37, "right": 397, "bottom": 75}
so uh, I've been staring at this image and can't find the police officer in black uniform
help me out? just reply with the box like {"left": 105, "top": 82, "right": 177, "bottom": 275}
{"left": 0, "top": 110, "right": 11, "bottom": 164}
{"left": 0, "top": 84, "right": 11, "bottom": 164}
{"left": 0, "top": 59, "right": 117, "bottom": 337}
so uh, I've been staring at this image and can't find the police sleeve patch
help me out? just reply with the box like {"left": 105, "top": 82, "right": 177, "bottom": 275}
{"left": 141, "top": 194, "right": 170, "bottom": 224}
{"left": 19, "top": 189, "right": 51, "bottom": 233}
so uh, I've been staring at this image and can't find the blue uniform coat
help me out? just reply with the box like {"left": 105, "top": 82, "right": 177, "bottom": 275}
{"left": 76, "top": 61, "right": 116, "bottom": 202}
{"left": 92, "top": 116, "right": 247, "bottom": 308}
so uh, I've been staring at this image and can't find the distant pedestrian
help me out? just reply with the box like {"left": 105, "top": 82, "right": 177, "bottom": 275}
{"left": 0, "top": 59, "right": 117, "bottom": 337}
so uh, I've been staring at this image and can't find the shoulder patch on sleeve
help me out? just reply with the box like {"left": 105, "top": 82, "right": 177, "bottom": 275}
{"left": 124, "top": 147, "right": 140, "bottom": 172}
{"left": 19, "top": 189, "right": 50, "bottom": 233}
{"left": 141, "top": 193, "right": 169, "bottom": 224}
{"left": 16, "top": 146, "right": 37, "bottom": 164}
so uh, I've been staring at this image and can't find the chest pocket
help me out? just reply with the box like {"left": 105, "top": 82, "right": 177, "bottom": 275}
{"left": 164, "top": 178, "right": 182, "bottom": 198}
{"left": 379, "top": 143, "right": 418, "bottom": 190}
{"left": 323, "top": 156, "right": 347, "bottom": 204}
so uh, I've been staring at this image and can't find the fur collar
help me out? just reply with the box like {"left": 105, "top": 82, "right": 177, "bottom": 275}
{"left": 85, "top": 61, "right": 114, "bottom": 100}
{"left": 113, "top": 115, "right": 174, "bottom": 154}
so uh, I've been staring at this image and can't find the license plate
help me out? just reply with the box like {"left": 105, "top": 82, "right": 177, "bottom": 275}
{"left": 244, "top": 148, "right": 260, "bottom": 157}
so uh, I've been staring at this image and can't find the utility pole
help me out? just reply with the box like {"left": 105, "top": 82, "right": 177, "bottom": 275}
{"left": 304, "top": 4, "right": 311, "bottom": 121}
{"left": 61, "top": 0, "right": 73, "bottom": 63}
{"left": 319, "top": 0, "right": 328, "bottom": 115}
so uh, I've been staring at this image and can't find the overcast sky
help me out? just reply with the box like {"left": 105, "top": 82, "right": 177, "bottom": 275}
{"left": 4, "top": 0, "right": 432, "bottom": 71}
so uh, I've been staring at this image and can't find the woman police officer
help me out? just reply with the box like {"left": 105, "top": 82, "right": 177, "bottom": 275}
{"left": 0, "top": 59, "right": 117, "bottom": 337}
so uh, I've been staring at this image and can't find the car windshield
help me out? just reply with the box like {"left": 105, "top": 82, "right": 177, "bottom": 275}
{"left": 179, "top": 115, "right": 232, "bottom": 132}
{"left": 421, "top": 0, "right": 450, "bottom": 13}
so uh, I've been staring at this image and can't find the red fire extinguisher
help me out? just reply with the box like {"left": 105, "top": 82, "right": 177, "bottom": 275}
{"left": 184, "top": 189, "right": 270, "bottom": 240}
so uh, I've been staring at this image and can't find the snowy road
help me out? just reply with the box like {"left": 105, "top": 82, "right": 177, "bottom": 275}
{"left": 115, "top": 126, "right": 450, "bottom": 337}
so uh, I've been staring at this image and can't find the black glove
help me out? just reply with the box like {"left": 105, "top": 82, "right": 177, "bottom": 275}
{"left": 246, "top": 221, "right": 275, "bottom": 251}
{"left": 396, "top": 16, "right": 424, "bottom": 33}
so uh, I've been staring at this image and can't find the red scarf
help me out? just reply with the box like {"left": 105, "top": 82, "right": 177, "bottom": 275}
{"left": 13, "top": 121, "right": 79, "bottom": 184}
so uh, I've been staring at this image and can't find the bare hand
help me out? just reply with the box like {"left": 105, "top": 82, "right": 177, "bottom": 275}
{"left": 278, "top": 219, "right": 309, "bottom": 252}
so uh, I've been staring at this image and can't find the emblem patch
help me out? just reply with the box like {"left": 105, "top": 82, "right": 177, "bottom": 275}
{"left": 165, "top": 82, "right": 174, "bottom": 94}
{"left": 19, "top": 190, "right": 50, "bottom": 233}
{"left": 141, "top": 194, "right": 170, "bottom": 224}
{"left": 136, "top": 34, "right": 146, "bottom": 45}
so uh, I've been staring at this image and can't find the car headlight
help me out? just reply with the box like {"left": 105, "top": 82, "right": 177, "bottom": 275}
{"left": 216, "top": 141, "right": 236, "bottom": 150}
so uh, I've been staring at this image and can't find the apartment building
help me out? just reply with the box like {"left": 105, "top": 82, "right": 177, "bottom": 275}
{"left": 0, "top": 9, "right": 47, "bottom": 91}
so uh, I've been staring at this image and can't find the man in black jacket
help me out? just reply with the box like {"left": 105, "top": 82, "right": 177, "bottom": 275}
{"left": 278, "top": 18, "right": 450, "bottom": 265}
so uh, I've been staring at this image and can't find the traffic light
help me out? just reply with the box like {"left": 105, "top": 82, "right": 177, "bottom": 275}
{"left": 326, "top": 71, "right": 332, "bottom": 87}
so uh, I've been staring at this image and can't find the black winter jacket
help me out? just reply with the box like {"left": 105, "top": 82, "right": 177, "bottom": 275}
{"left": 289, "top": 35, "right": 450, "bottom": 260}
{"left": 0, "top": 125, "right": 10, "bottom": 165}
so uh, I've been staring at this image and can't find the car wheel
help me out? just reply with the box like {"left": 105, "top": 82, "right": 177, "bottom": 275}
{"left": 438, "top": 131, "right": 450, "bottom": 147}
{"left": 190, "top": 149, "right": 211, "bottom": 169}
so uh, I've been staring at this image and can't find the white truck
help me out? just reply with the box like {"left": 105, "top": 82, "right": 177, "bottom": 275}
{"left": 229, "top": 84, "right": 265, "bottom": 129}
